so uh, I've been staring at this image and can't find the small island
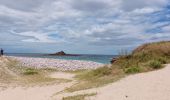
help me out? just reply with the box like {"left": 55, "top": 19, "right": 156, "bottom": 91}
{"left": 49, "top": 51, "right": 81, "bottom": 56}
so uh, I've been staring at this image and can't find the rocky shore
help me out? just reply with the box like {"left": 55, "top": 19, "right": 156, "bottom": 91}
{"left": 8, "top": 56, "right": 104, "bottom": 71}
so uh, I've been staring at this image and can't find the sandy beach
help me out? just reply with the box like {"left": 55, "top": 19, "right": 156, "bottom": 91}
{"left": 8, "top": 56, "right": 104, "bottom": 71}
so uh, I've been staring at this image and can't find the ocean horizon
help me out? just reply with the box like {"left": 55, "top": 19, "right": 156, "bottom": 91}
{"left": 6, "top": 53, "right": 118, "bottom": 64}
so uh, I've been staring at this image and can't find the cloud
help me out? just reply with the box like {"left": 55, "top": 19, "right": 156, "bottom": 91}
{"left": 120, "top": 0, "right": 168, "bottom": 11}
{"left": 0, "top": 0, "right": 47, "bottom": 12}
{"left": 0, "top": 0, "right": 169, "bottom": 54}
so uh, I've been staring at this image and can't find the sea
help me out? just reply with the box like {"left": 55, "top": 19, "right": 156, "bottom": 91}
{"left": 6, "top": 53, "right": 118, "bottom": 64}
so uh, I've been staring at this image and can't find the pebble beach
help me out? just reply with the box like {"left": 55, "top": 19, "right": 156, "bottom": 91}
{"left": 8, "top": 56, "right": 104, "bottom": 71}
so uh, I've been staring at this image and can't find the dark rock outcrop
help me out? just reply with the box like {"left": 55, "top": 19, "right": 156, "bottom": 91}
{"left": 54, "top": 51, "right": 66, "bottom": 55}
{"left": 50, "top": 51, "right": 80, "bottom": 56}
{"left": 110, "top": 58, "right": 117, "bottom": 64}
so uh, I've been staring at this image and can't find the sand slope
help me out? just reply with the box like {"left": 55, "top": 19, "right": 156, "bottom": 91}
{"left": 58, "top": 64, "right": 170, "bottom": 100}
{"left": 91, "top": 64, "right": 170, "bottom": 100}
{"left": 0, "top": 82, "right": 75, "bottom": 100}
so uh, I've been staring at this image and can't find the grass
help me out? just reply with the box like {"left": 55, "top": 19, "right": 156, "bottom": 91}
{"left": 115, "top": 41, "right": 170, "bottom": 72}
{"left": 62, "top": 93, "right": 97, "bottom": 100}
{"left": 23, "top": 68, "right": 38, "bottom": 75}
{"left": 66, "top": 66, "right": 124, "bottom": 92}
{"left": 125, "top": 66, "right": 141, "bottom": 74}
{"left": 77, "top": 66, "right": 112, "bottom": 80}
{"left": 149, "top": 60, "right": 162, "bottom": 69}
{"left": 1, "top": 57, "right": 70, "bottom": 86}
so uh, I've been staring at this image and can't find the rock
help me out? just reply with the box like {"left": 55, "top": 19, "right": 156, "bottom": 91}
{"left": 50, "top": 51, "right": 81, "bottom": 56}
{"left": 110, "top": 58, "right": 117, "bottom": 64}
{"left": 8, "top": 56, "right": 104, "bottom": 71}
{"left": 54, "top": 51, "right": 66, "bottom": 55}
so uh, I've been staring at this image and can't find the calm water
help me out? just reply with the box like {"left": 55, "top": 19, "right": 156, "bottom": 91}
{"left": 6, "top": 53, "right": 118, "bottom": 64}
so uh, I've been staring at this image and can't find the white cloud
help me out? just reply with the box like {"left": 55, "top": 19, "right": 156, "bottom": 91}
{"left": 120, "top": 0, "right": 168, "bottom": 11}
{"left": 12, "top": 31, "right": 57, "bottom": 43}
{"left": 162, "top": 25, "right": 170, "bottom": 32}
{"left": 132, "top": 7, "right": 160, "bottom": 14}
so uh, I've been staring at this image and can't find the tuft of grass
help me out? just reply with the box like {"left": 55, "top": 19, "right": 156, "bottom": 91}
{"left": 149, "top": 60, "right": 162, "bottom": 69}
{"left": 23, "top": 68, "right": 38, "bottom": 75}
{"left": 125, "top": 66, "right": 141, "bottom": 74}
{"left": 77, "top": 66, "right": 112, "bottom": 80}
{"left": 157, "top": 57, "right": 167, "bottom": 64}
{"left": 62, "top": 93, "right": 97, "bottom": 100}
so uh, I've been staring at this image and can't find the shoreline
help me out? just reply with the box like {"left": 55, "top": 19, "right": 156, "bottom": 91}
{"left": 7, "top": 56, "right": 104, "bottom": 71}
{"left": 6, "top": 53, "right": 116, "bottom": 64}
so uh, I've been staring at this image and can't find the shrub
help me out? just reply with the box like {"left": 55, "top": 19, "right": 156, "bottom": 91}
{"left": 149, "top": 60, "right": 162, "bottom": 69}
{"left": 23, "top": 68, "right": 38, "bottom": 75}
{"left": 125, "top": 66, "right": 140, "bottom": 74}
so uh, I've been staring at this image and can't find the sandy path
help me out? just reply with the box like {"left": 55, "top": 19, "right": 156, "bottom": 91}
{"left": 0, "top": 82, "right": 75, "bottom": 100}
{"left": 57, "top": 64, "right": 170, "bottom": 100}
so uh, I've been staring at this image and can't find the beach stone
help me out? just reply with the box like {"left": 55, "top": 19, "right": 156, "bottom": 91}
{"left": 8, "top": 56, "right": 104, "bottom": 71}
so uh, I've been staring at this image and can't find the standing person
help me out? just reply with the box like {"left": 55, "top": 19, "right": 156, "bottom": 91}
{"left": 1, "top": 48, "right": 4, "bottom": 56}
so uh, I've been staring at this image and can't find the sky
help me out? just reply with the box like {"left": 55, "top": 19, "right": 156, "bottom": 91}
{"left": 0, "top": 0, "right": 170, "bottom": 55}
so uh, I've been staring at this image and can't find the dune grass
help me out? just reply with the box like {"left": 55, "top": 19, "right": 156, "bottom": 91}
{"left": 1, "top": 57, "right": 70, "bottom": 86}
{"left": 115, "top": 41, "right": 170, "bottom": 73}
{"left": 23, "top": 68, "right": 38, "bottom": 75}
{"left": 66, "top": 66, "right": 124, "bottom": 92}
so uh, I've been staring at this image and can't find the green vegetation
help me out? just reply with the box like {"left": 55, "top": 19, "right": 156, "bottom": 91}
{"left": 115, "top": 41, "right": 170, "bottom": 71}
{"left": 1, "top": 57, "right": 69, "bottom": 86}
{"left": 78, "top": 66, "right": 112, "bottom": 80}
{"left": 23, "top": 68, "right": 38, "bottom": 75}
{"left": 157, "top": 57, "right": 167, "bottom": 64}
{"left": 125, "top": 66, "right": 141, "bottom": 74}
{"left": 62, "top": 93, "right": 97, "bottom": 100}
{"left": 66, "top": 66, "right": 124, "bottom": 92}
{"left": 67, "top": 41, "right": 170, "bottom": 92}
{"left": 149, "top": 60, "right": 162, "bottom": 69}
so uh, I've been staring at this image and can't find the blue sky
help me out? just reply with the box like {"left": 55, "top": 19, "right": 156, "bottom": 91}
{"left": 0, "top": 0, "right": 170, "bottom": 54}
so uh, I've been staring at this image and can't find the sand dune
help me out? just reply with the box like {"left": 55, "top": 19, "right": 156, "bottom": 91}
{"left": 57, "top": 64, "right": 170, "bottom": 100}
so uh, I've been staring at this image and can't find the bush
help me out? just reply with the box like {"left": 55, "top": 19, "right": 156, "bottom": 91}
{"left": 125, "top": 66, "right": 140, "bottom": 74}
{"left": 149, "top": 60, "right": 162, "bottom": 69}
{"left": 23, "top": 68, "right": 38, "bottom": 75}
